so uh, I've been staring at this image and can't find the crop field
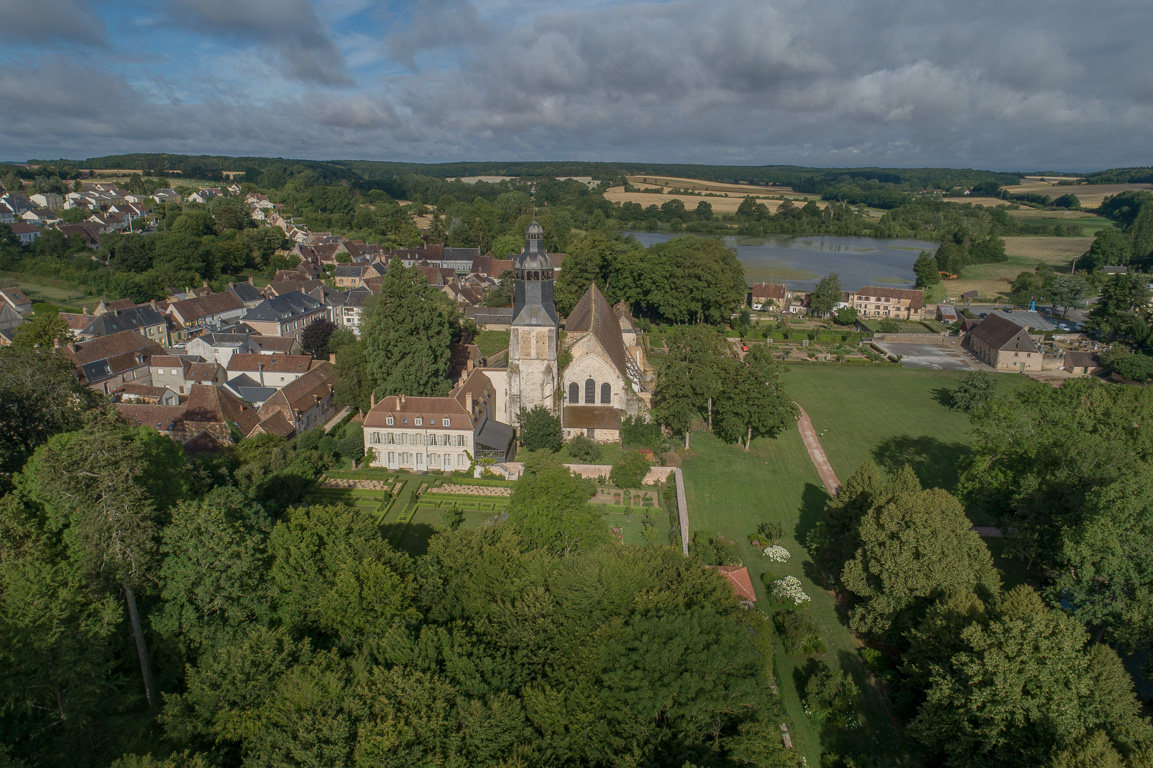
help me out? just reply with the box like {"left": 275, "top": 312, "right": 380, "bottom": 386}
{"left": 626, "top": 175, "right": 802, "bottom": 196}
{"left": 606, "top": 174, "right": 825, "bottom": 215}
{"left": 1001, "top": 179, "right": 1153, "bottom": 208}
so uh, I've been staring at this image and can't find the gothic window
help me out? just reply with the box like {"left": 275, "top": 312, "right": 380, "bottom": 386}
{"left": 569, "top": 382, "right": 579, "bottom": 403}
{"left": 585, "top": 378, "right": 595, "bottom": 403}
{"left": 601, "top": 383, "right": 611, "bottom": 403}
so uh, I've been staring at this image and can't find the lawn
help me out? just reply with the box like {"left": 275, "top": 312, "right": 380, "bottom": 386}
{"left": 474, "top": 330, "right": 510, "bottom": 358}
{"left": 682, "top": 431, "right": 914, "bottom": 766}
{"left": 942, "top": 235, "right": 1093, "bottom": 302}
{"left": 786, "top": 365, "right": 1028, "bottom": 497}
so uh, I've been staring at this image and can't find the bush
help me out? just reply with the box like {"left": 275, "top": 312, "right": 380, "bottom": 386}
{"left": 877, "top": 319, "right": 900, "bottom": 333}
{"left": 692, "top": 530, "right": 742, "bottom": 566}
{"left": 802, "top": 661, "right": 859, "bottom": 724}
{"left": 566, "top": 434, "right": 602, "bottom": 462}
{"left": 440, "top": 506, "right": 464, "bottom": 531}
{"left": 610, "top": 451, "right": 651, "bottom": 489}
{"left": 620, "top": 414, "right": 663, "bottom": 451}
{"left": 774, "top": 610, "right": 826, "bottom": 656}
{"left": 518, "top": 405, "right": 562, "bottom": 452}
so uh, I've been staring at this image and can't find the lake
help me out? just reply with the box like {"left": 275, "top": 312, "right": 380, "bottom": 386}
{"left": 623, "top": 232, "right": 939, "bottom": 292}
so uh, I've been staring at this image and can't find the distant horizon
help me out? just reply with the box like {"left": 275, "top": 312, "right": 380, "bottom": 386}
{"left": 0, "top": 154, "right": 1134, "bottom": 178}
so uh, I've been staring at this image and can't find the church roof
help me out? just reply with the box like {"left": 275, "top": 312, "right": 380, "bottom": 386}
{"left": 566, "top": 283, "right": 630, "bottom": 380}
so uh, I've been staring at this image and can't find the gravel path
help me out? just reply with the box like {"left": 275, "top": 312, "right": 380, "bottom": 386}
{"left": 795, "top": 404, "right": 842, "bottom": 496}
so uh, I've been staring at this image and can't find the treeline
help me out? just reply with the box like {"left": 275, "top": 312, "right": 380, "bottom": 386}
{"left": 32, "top": 154, "right": 358, "bottom": 185}
{"left": 0, "top": 347, "right": 792, "bottom": 768}
{"left": 802, "top": 378, "right": 1153, "bottom": 766}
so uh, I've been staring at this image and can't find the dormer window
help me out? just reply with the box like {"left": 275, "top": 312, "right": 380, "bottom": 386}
{"left": 386, "top": 416, "right": 394, "bottom": 425}
{"left": 415, "top": 417, "right": 423, "bottom": 426}
{"left": 442, "top": 418, "right": 450, "bottom": 426}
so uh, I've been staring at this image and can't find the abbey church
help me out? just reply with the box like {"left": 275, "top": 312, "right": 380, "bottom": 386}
{"left": 488, "top": 222, "right": 649, "bottom": 443}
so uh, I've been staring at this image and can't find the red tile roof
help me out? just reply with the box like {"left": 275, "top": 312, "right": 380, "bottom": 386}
{"left": 708, "top": 565, "right": 757, "bottom": 603}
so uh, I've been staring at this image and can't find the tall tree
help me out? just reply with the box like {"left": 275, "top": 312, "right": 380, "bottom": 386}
{"left": 507, "top": 459, "right": 605, "bottom": 556}
{"left": 652, "top": 325, "right": 728, "bottom": 445}
{"left": 17, "top": 412, "right": 164, "bottom": 708}
{"left": 1049, "top": 273, "right": 1089, "bottom": 318}
{"left": 841, "top": 479, "right": 1000, "bottom": 642}
{"left": 613, "top": 236, "right": 745, "bottom": 324}
{"left": 360, "top": 260, "right": 454, "bottom": 398}
{"left": 0, "top": 347, "right": 98, "bottom": 492}
{"left": 300, "top": 318, "right": 337, "bottom": 359}
{"left": 153, "top": 487, "right": 275, "bottom": 658}
{"left": 913, "top": 251, "right": 941, "bottom": 286}
{"left": 908, "top": 586, "right": 1153, "bottom": 768}
{"left": 714, "top": 346, "right": 795, "bottom": 450}
{"left": 1087, "top": 272, "right": 1151, "bottom": 341}
{"left": 809, "top": 272, "right": 842, "bottom": 317}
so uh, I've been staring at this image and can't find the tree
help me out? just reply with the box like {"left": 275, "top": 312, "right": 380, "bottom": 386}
{"left": 913, "top": 251, "right": 940, "bottom": 287}
{"left": 300, "top": 317, "right": 337, "bottom": 359}
{"left": 694, "top": 200, "right": 713, "bottom": 221}
{"left": 11, "top": 310, "right": 71, "bottom": 351}
{"left": 17, "top": 412, "right": 164, "bottom": 708}
{"left": 360, "top": 260, "right": 453, "bottom": 398}
{"left": 566, "top": 434, "right": 601, "bottom": 462}
{"left": 833, "top": 306, "right": 858, "bottom": 326}
{"left": 841, "top": 478, "right": 1000, "bottom": 642}
{"left": 714, "top": 346, "right": 795, "bottom": 450}
{"left": 652, "top": 325, "right": 728, "bottom": 445}
{"left": 331, "top": 329, "right": 369, "bottom": 412}
{"left": 1052, "top": 193, "right": 1081, "bottom": 209}
{"left": 1087, "top": 272, "right": 1151, "bottom": 342}
{"left": 506, "top": 459, "right": 604, "bottom": 555}
{"left": 0, "top": 347, "right": 98, "bottom": 492}
{"left": 518, "top": 405, "right": 561, "bottom": 452}
{"left": 1129, "top": 203, "right": 1153, "bottom": 264}
{"left": 614, "top": 236, "right": 745, "bottom": 324}
{"left": 810, "top": 273, "right": 842, "bottom": 317}
{"left": 908, "top": 586, "right": 1153, "bottom": 768}
{"left": 1049, "top": 273, "right": 1089, "bottom": 318}
{"left": 949, "top": 370, "right": 995, "bottom": 413}
{"left": 609, "top": 452, "right": 650, "bottom": 489}
{"left": 153, "top": 487, "right": 274, "bottom": 658}
{"left": 1082, "top": 229, "right": 1131, "bottom": 271}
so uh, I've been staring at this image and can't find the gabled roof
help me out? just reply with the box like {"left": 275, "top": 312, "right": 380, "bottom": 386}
{"left": 257, "top": 362, "right": 336, "bottom": 423}
{"left": 84, "top": 305, "right": 166, "bottom": 337}
{"left": 227, "top": 281, "right": 264, "bottom": 304}
{"left": 0, "top": 287, "right": 32, "bottom": 308}
{"left": 751, "top": 282, "right": 788, "bottom": 301}
{"left": 969, "top": 314, "right": 1038, "bottom": 353}
{"left": 251, "top": 411, "right": 296, "bottom": 438}
{"left": 566, "top": 283, "right": 630, "bottom": 379}
{"left": 183, "top": 383, "right": 260, "bottom": 436}
{"left": 243, "top": 291, "right": 324, "bottom": 323}
{"left": 185, "top": 362, "right": 221, "bottom": 381}
{"left": 707, "top": 565, "right": 757, "bottom": 603}
{"left": 852, "top": 286, "right": 925, "bottom": 309}
{"left": 251, "top": 336, "right": 299, "bottom": 354}
{"left": 69, "top": 329, "right": 164, "bottom": 366}
{"left": 226, "top": 353, "right": 313, "bottom": 374}
{"left": 169, "top": 291, "right": 244, "bottom": 323}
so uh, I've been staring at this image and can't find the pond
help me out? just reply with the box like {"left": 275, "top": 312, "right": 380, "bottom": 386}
{"left": 623, "top": 231, "right": 939, "bottom": 292}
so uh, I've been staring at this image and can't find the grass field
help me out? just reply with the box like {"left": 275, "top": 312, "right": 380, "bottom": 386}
{"left": 474, "top": 330, "right": 510, "bottom": 358}
{"left": 0, "top": 272, "right": 105, "bottom": 309}
{"left": 682, "top": 431, "right": 914, "bottom": 766}
{"left": 785, "top": 365, "right": 1029, "bottom": 501}
{"left": 941, "top": 235, "right": 1093, "bottom": 302}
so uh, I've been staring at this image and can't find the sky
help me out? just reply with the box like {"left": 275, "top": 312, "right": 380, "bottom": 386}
{"left": 0, "top": 0, "right": 1150, "bottom": 171}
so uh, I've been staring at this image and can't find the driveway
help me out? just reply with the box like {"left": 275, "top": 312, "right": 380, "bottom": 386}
{"left": 874, "top": 341, "right": 975, "bottom": 371}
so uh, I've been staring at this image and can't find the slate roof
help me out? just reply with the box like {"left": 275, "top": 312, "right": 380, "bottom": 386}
{"left": 83, "top": 305, "right": 166, "bottom": 337}
{"left": 969, "top": 314, "right": 1039, "bottom": 353}
{"left": 566, "top": 283, "right": 630, "bottom": 379}
{"left": 227, "top": 281, "right": 264, "bottom": 305}
{"left": 243, "top": 291, "right": 324, "bottom": 323}
{"left": 251, "top": 336, "right": 298, "bottom": 354}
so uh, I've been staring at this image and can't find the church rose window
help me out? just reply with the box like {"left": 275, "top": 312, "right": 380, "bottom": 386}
{"left": 601, "top": 383, "right": 611, "bottom": 403}
{"left": 585, "top": 378, "right": 595, "bottom": 403}
{"left": 569, "top": 382, "right": 579, "bottom": 403}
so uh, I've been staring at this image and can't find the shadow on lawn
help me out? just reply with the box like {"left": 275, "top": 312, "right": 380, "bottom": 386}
{"left": 931, "top": 386, "right": 955, "bottom": 409}
{"left": 871, "top": 435, "right": 970, "bottom": 492}
{"left": 794, "top": 482, "right": 831, "bottom": 553}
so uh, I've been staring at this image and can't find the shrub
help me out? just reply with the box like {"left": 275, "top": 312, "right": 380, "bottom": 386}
{"left": 620, "top": 414, "right": 663, "bottom": 451}
{"left": 762, "top": 545, "right": 791, "bottom": 562}
{"left": 440, "top": 506, "right": 464, "bottom": 531}
{"left": 877, "top": 319, "right": 900, "bottom": 333}
{"left": 774, "top": 610, "right": 825, "bottom": 656}
{"left": 769, "top": 575, "right": 810, "bottom": 606}
{"left": 518, "top": 405, "right": 561, "bottom": 452}
{"left": 610, "top": 451, "right": 651, "bottom": 489}
{"left": 756, "top": 521, "right": 784, "bottom": 544}
{"left": 802, "top": 662, "right": 859, "bottom": 724}
{"left": 566, "top": 434, "right": 602, "bottom": 462}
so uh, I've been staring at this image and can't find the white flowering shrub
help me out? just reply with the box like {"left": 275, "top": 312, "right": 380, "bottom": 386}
{"left": 772, "top": 575, "right": 810, "bottom": 605}
{"left": 762, "top": 545, "right": 791, "bottom": 562}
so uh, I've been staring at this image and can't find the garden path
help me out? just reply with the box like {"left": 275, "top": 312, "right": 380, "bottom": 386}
{"left": 795, "top": 404, "right": 841, "bottom": 495}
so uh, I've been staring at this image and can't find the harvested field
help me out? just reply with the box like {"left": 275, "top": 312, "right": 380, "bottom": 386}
{"left": 1001, "top": 180, "right": 1153, "bottom": 208}
{"left": 605, "top": 188, "right": 826, "bottom": 214}
{"left": 626, "top": 175, "right": 799, "bottom": 196}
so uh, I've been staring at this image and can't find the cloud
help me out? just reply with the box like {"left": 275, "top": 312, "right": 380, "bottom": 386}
{"left": 165, "top": 0, "right": 352, "bottom": 85}
{"left": 0, "top": 0, "right": 108, "bottom": 47}
{"left": 4, "top": 0, "right": 1153, "bottom": 170}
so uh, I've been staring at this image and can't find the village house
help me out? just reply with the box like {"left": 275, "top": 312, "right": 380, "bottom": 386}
{"left": 59, "top": 302, "right": 170, "bottom": 345}
{"left": 0, "top": 287, "right": 34, "bottom": 317}
{"left": 254, "top": 362, "right": 337, "bottom": 435}
{"left": 1063, "top": 351, "right": 1103, "bottom": 377}
{"left": 226, "top": 280, "right": 265, "bottom": 309}
{"left": 337, "top": 288, "right": 371, "bottom": 336}
{"left": 251, "top": 335, "right": 302, "bottom": 355}
{"left": 182, "top": 332, "right": 259, "bottom": 367}
{"left": 116, "top": 383, "right": 260, "bottom": 452}
{"left": 65, "top": 330, "right": 166, "bottom": 393}
{"left": 166, "top": 291, "right": 246, "bottom": 339}
{"left": 241, "top": 291, "right": 326, "bottom": 338}
{"left": 849, "top": 286, "right": 925, "bottom": 320}
{"left": 225, "top": 353, "right": 315, "bottom": 388}
{"left": 362, "top": 368, "right": 515, "bottom": 472}
{"left": 8, "top": 222, "right": 42, "bottom": 244}
{"left": 119, "top": 384, "right": 181, "bottom": 406}
{"left": 965, "top": 314, "right": 1042, "bottom": 371}
{"left": 150, "top": 355, "right": 226, "bottom": 395}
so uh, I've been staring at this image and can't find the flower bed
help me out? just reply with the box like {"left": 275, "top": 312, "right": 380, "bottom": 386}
{"left": 320, "top": 477, "right": 390, "bottom": 491}
{"left": 430, "top": 484, "right": 512, "bottom": 497}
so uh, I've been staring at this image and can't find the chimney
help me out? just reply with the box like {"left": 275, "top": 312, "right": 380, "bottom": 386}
{"left": 466, "top": 356, "right": 474, "bottom": 372}
{"left": 370, "top": 392, "right": 376, "bottom": 408}
{"left": 248, "top": 276, "right": 254, "bottom": 285}
{"left": 83, "top": 305, "right": 89, "bottom": 315}
{"left": 202, "top": 280, "right": 209, "bottom": 288}
{"left": 399, "top": 394, "right": 405, "bottom": 407}
{"left": 466, "top": 392, "right": 473, "bottom": 412}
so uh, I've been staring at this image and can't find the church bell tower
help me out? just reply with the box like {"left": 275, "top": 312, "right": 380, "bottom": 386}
{"left": 506, "top": 221, "right": 559, "bottom": 421}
